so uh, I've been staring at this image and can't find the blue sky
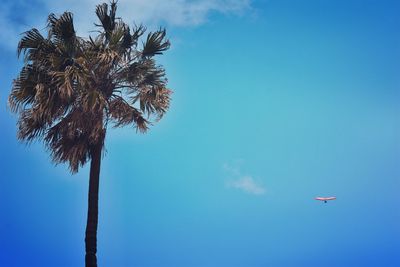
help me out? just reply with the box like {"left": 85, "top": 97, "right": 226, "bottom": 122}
{"left": 1, "top": 0, "right": 400, "bottom": 266}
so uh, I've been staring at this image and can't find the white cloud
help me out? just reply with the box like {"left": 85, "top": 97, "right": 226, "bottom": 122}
{"left": 223, "top": 161, "right": 266, "bottom": 195}
{"left": 0, "top": 1, "right": 44, "bottom": 51}
{"left": 0, "top": 14, "right": 21, "bottom": 51}
{"left": 222, "top": 162, "right": 240, "bottom": 176}
{"left": 47, "top": 0, "right": 251, "bottom": 35}
{"left": 227, "top": 175, "right": 266, "bottom": 195}
{"left": 0, "top": 0, "right": 251, "bottom": 50}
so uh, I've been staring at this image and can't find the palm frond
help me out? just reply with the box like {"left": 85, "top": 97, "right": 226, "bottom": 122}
{"left": 95, "top": 1, "right": 117, "bottom": 40}
{"left": 109, "top": 95, "right": 149, "bottom": 132}
{"left": 9, "top": 65, "right": 37, "bottom": 111}
{"left": 45, "top": 109, "right": 105, "bottom": 173}
{"left": 47, "top": 12, "right": 77, "bottom": 55}
{"left": 133, "top": 86, "right": 171, "bottom": 119}
{"left": 142, "top": 29, "right": 170, "bottom": 57}
{"left": 17, "top": 28, "right": 45, "bottom": 57}
{"left": 17, "top": 108, "right": 49, "bottom": 142}
{"left": 131, "top": 24, "right": 146, "bottom": 46}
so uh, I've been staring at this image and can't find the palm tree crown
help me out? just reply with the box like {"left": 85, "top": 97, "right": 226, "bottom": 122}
{"left": 9, "top": 1, "right": 171, "bottom": 173}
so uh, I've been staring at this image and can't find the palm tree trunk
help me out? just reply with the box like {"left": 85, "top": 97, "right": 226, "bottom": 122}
{"left": 85, "top": 142, "right": 102, "bottom": 267}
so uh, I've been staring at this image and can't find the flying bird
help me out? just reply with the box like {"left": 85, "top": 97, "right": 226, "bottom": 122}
{"left": 315, "top": 196, "right": 336, "bottom": 203}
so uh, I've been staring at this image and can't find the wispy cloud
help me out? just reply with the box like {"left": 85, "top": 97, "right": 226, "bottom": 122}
{"left": 47, "top": 0, "right": 250, "bottom": 26}
{"left": 223, "top": 161, "right": 266, "bottom": 195}
{"left": 227, "top": 175, "right": 266, "bottom": 195}
{"left": 0, "top": 0, "right": 44, "bottom": 51}
{"left": 222, "top": 161, "right": 241, "bottom": 176}
{"left": 0, "top": 0, "right": 252, "bottom": 50}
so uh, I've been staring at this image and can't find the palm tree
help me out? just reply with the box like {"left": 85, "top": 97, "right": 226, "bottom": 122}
{"left": 8, "top": 1, "right": 171, "bottom": 266}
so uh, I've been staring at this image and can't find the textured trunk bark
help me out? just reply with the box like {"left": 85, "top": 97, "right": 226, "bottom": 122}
{"left": 85, "top": 142, "right": 102, "bottom": 267}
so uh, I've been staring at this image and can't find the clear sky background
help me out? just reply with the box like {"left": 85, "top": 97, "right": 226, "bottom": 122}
{"left": 1, "top": 0, "right": 400, "bottom": 266}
